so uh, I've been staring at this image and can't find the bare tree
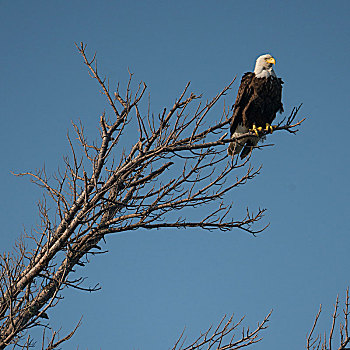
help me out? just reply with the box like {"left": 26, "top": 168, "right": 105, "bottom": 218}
{"left": 0, "top": 43, "right": 303, "bottom": 349}
{"left": 307, "top": 288, "right": 350, "bottom": 350}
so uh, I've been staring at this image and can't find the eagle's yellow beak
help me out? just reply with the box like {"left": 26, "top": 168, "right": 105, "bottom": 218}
{"left": 265, "top": 57, "right": 276, "bottom": 65}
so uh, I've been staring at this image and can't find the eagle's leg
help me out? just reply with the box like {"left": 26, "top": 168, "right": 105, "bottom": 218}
{"left": 265, "top": 123, "right": 274, "bottom": 133}
{"left": 250, "top": 124, "right": 262, "bottom": 136}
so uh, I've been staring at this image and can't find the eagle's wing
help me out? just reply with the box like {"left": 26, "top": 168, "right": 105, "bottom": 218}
{"left": 230, "top": 72, "right": 255, "bottom": 135}
{"left": 277, "top": 78, "right": 284, "bottom": 113}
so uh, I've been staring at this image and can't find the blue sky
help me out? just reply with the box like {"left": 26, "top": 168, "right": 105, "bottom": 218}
{"left": 1, "top": 0, "right": 349, "bottom": 348}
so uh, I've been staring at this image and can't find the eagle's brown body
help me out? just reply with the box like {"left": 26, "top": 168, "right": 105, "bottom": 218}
{"left": 230, "top": 72, "right": 284, "bottom": 134}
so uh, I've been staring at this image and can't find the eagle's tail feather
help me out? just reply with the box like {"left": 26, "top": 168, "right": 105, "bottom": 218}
{"left": 227, "top": 141, "right": 244, "bottom": 157}
{"left": 240, "top": 138, "right": 259, "bottom": 159}
{"left": 240, "top": 143, "right": 253, "bottom": 159}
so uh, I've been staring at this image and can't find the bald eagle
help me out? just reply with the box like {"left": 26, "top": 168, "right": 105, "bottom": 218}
{"left": 227, "top": 54, "right": 284, "bottom": 159}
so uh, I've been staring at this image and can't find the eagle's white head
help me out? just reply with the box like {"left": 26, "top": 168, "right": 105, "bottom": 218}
{"left": 254, "top": 54, "right": 277, "bottom": 78}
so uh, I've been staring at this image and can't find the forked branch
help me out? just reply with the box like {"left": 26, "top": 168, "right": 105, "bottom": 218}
{"left": 171, "top": 311, "right": 272, "bottom": 350}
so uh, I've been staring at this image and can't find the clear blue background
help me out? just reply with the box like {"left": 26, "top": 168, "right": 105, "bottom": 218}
{"left": 1, "top": 1, "right": 349, "bottom": 348}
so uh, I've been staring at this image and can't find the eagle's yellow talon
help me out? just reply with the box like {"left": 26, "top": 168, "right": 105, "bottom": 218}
{"left": 265, "top": 123, "right": 274, "bottom": 133}
{"left": 249, "top": 124, "right": 260, "bottom": 136}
